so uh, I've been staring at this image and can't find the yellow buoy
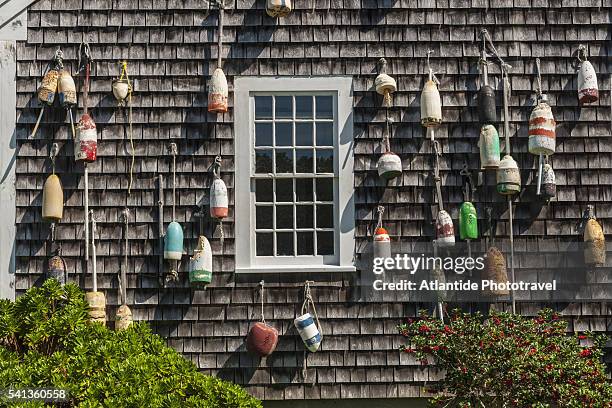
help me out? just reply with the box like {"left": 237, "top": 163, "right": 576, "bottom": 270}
{"left": 115, "top": 304, "right": 133, "bottom": 330}
{"left": 584, "top": 214, "right": 605, "bottom": 267}
{"left": 42, "top": 174, "right": 63, "bottom": 222}
{"left": 85, "top": 291, "right": 106, "bottom": 324}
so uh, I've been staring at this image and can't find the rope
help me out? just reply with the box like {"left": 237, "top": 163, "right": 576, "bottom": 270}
{"left": 426, "top": 50, "right": 440, "bottom": 84}
{"left": 169, "top": 143, "right": 178, "bottom": 221}
{"left": 383, "top": 116, "right": 391, "bottom": 153}
{"left": 78, "top": 42, "right": 92, "bottom": 114}
{"left": 90, "top": 210, "right": 97, "bottom": 292}
{"left": 121, "top": 208, "right": 130, "bottom": 306}
{"left": 53, "top": 48, "right": 64, "bottom": 70}
{"left": 375, "top": 205, "right": 384, "bottom": 230}
{"left": 576, "top": 44, "right": 588, "bottom": 63}
{"left": 433, "top": 140, "right": 443, "bottom": 211}
{"left": 258, "top": 281, "right": 266, "bottom": 324}
{"left": 119, "top": 61, "right": 135, "bottom": 195}
{"left": 213, "top": 155, "right": 224, "bottom": 245}
{"left": 534, "top": 58, "right": 543, "bottom": 98}
{"left": 217, "top": 2, "right": 224, "bottom": 69}
{"left": 479, "top": 30, "right": 489, "bottom": 86}
{"left": 502, "top": 66, "right": 511, "bottom": 154}
{"left": 49, "top": 143, "right": 59, "bottom": 174}
{"left": 300, "top": 281, "right": 321, "bottom": 382}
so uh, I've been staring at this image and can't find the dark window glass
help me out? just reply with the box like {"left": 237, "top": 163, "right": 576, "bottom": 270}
{"left": 255, "top": 123, "right": 273, "bottom": 146}
{"left": 316, "top": 150, "right": 333, "bottom": 173}
{"left": 276, "top": 179, "right": 293, "bottom": 202}
{"left": 295, "top": 123, "right": 313, "bottom": 146}
{"left": 295, "top": 96, "right": 313, "bottom": 119}
{"left": 316, "top": 204, "right": 334, "bottom": 228}
{"left": 317, "top": 231, "right": 334, "bottom": 255}
{"left": 297, "top": 232, "right": 314, "bottom": 255}
{"left": 316, "top": 96, "right": 333, "bottom": 119}
{"left": 255, "top": 96, "right": 273, "bottom": 119}
{"left": 275, "top": 122, "right": 292, "bottom": 146}
{"left": 276, "top": 205, "right": 293, "bottom": 229}
{"left": 255, "top": 150, "right": 273, "bottom": 173}
{"left": 316, "top": 179, "right": 333, "bottom": 202}
{"left": 256, "top": 206, "right": 273, "bottom": 229}
{"left": 255, "top": 179, "right": 273, "bottom": 202}
{"left": 316, "top": 123, "right": 333, "bottom": 146}
{"left": 296, "top": 149, "right": 313, "bottom": 173}
{"left": 276, "top": 232, "right": 294, "bottom": 255}
{"left": 275, "top": 149, "right": 292, "bottom": 173}
{"left": 275, "top": 96, "right": 292, "bottom": 119}
{"left": 256, "top": 232, "right": 273, "bottom": 256}
{"left": 296, "top": 178, "right": 313, "bottom": 202}
{"left": 296, "top": 205, "right": 313, "bottom": 228}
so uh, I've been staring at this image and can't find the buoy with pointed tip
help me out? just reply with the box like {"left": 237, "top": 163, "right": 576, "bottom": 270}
{"left": 528, "top": 95, "right": 556, "bottom": 156}
{"left": 294, "top": 313, "right": 322, "bottom": 353}
{"left": 47, "top": 253, "right": 67, "bottom": 285}
{"left": 42, "top": 174, "right": 63, "bottom": 223}
{"left": 584, "top": 210, "right": 605, "bottom": 267}
{"left": 164, "top": 221, "right": 184, "bottom": 261}
{"left": 373, "top": 227, "right": 391, "bottom": 260}
{"left": 496, "top": 155, "right": 521, "bottom": 195}
{"left": 577, "top": 60, "right": 599, "bottom": 105}
{"left": 377, "top": 152, "right": 402, "bottom": 180}
{"left": 189, "top": 236, "right": 213, "bottom": 285}
{"left": 459, "top": 202, "right": 478, "bottom": 240}
{"left": 479, "top": 124, "right": 500, "bottom": 169}
{"left": 482, "top": 247, "right": 509, "bottom": 296}
{"left": 420, "top": 79, "right": 442, "bottom": 128}
{"left": 266, "top": 0, "right": 292, "bottom": 18}
{"left": 435, "top": 210, "right": 455, "bottom": 247}
{"left": 541, "top": 163, "right": 556, "bottom": 199}
{"left": 208, "top": 68, "right": 228, "bottom": 113}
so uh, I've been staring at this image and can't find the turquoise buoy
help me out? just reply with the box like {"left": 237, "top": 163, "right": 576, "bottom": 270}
{"left": 164, "top": 221, "right": 184, "bottom": 261}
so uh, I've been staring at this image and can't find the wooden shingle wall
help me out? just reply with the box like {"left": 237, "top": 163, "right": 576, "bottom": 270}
{"left": 14, "top": 0, "right": 612, "bottom": 400}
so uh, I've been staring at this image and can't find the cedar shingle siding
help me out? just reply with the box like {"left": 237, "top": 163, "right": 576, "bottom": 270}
{"left": 15, "top": 0, "right": 611, "bottom": 401}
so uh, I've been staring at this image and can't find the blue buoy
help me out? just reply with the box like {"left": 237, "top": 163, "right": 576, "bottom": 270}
{"left": 164, "top": 221, "right": 184, "bottom": 261}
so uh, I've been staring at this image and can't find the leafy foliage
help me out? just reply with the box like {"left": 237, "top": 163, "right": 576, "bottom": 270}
{"left": 0, "top": 280, "right": 261, "bottom": 408}
{"left": 398, "top": 309, "right": 612, "bottom": 407}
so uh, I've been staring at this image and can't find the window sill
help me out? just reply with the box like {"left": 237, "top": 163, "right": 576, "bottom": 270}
{"left": 234, "top": 265, "right": 357, "bottom": 274}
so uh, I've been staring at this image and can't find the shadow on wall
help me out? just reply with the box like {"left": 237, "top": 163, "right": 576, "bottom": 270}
{"left": 264, "top": 398, "right": 429, "bottom": 408}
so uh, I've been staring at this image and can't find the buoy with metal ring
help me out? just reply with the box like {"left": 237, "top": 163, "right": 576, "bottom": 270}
{"left": 375, "top": 58, "right": 397, "bottom": 108}
{"left": 435, "top": 209, "right": 455, "bottom": 247}
{"left": 576, "top": 45, "right": 599, "bottom": 105}
{"left": 479, "top": 124, "right": 500, "bottom": 169}
{"left": 459, "top": 202, "right": 478, "bottom": 240}
{"left": 496, "top": 155, "right": 521, "bottom": 195}
{"left": 266, "top": 0, "right": 292, "bottom": 18}
{"left": 246, "top": 281, "right": 279, "bottom": 357}
{"left": 583, "top": 206, "right": 606, "bottom": 267}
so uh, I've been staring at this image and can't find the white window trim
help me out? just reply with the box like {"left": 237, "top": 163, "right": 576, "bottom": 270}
{"left": 234, "top": 76, "right": 355, "bottom": 274}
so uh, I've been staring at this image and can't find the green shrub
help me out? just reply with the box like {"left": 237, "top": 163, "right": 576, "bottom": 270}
{"left": 0, "top": 280, "right": 262, "bottom": 408}
{"left": 398, "top": 309, "right": 612, "bottom": 407}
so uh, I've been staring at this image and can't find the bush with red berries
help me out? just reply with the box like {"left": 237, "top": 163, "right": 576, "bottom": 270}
{"left": 398, "top": 309, "right": 612, "bottom": 407}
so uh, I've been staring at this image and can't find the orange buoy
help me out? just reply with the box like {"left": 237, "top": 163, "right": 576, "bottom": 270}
{"left": 584, "top": 209, "right": 605, "bottom": 267}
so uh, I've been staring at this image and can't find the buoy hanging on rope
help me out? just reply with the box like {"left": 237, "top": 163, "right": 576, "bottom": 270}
{"left": 373, "top": 206, "right": 391, "bottom": 260}
{"left": 112, "top": 61, "right": 132, "bottom": 107}
{"left": 377, "top": 117, "right": 402, "bottom": 180}
{"left": 479, "top": 124, "right": 500, "bottom": 169}
{"left": 57, "top": 67, "right": 77, "bottom": 139}
{"left": 375, "top": 58, "right": 397, "bottom": 108}
{"left": 583, "top": 206, "right": 606, "bottom": 267}
{"left": 164, "top": 143, "right": 184, "bottom": 268}
{"left": 247, "top": 281, "right": 279, "bottom": 357}
{"left": 529, "top": 59, "right": 556, "bottom": 156}
{"left": 496, "top": 155, "right": 521, "bottom": 195}
{"left": 116, "top": 209, "right": 133, "bottom": 331}
{"left": 210, "top": 156, "right": 229, "bottom": 219}
{"left": 209, "top": 3, "right": 229, "bottom": 113}
{"left": 483, "top": 247, "right": 509, "bottom": 296}
{"left": 42, "top": 144, "right": 63, "bottom": 223}
{"left": 189, "top": 235, "right": 213, "bottom": 285}
{"left": 266, "top": 0, "right": 292, "bottom": 18}
{"left": 420, "top": 50, "right": 442, "bottom": 128}
{"left": 435, "top": 210, "right": 455, "bottom": 247}
{"left": 75, "top": 43, "right": 97, "bottom": 163}
{"left": 576, "top": 45, "right": 599, "bottom": 105}
{"left": 294, "top": 281, "right": 322, "bottom": 353}
{"left": 478, "top": 31, "right": 496, "bottom": 124}
{"left": 31, "top": 50, "right": 62, "bottom": 138}
{"left": 46, "top": 249, "right": 67, "bottom": 285}
{"left": 459, "top": 202, "right": 478, "bottom": 240}
{"left": 86, "top": 211, "right": 106, "bottom": 324}
{"left": 540, "top": 163, "right": 556, "bottom": 199}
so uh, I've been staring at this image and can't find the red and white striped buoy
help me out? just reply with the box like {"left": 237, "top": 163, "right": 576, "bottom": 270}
{"left": 435, "top": 210, "right": 455, "bottom": 247}
{"left": 75, "top": 113, "right": 97, "bottom": 162}
{"left": 528, "top": 95, "right": 556, "bottom": 156}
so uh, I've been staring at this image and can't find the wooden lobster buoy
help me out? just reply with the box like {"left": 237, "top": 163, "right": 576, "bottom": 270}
{"left": 377, "top": 152, "right": 402, "bottom": 180}
{"left": 75, "top": 113, "right": 97, "bottom": 162}
{"left": 541, "top": 163, "right": 556, "bottom": 199}
{"left": 112, "top": 79, "right": 130, "bottom": 105}
{"left": 584, "top": 212, "right": 605, "bottom": 267}
{"left": 247, "top": 322, "right": 279, "bottom": 357}
{"left": 482, "top": 247, "right": 509, "bottom": 295}
{"left": 39, "top": 69, "right": 59, "bottom": 106}
{"left": 42, "top": 174, "right": 63, "bottom": 222}
{"left": 208, "top": 68, "right": 228, "bottom": 113}
{"left": 420, "top": 79, "right": 442, "bottom": 128}
{"left": 478, "top": 84, "right": 496, "bottom": 124}
{"left": 189, "top": 236, "right": 213, "bottom": 285}
{"left": 375, "top": 58, "right": 397, "bottom": 108}
{"left": 47, "top": 253, "right": 67, "bottom": 285}
{"left": 266, "top": 0, "right": 292, "bottom": 17}
{"left": 373, "top": 227, "right": 391, "bottom": 260}
{"left": 57, "top": 70, "right": 77, "bottom": 108}
{"left": 577, "top": 60, "right": 598, "bottom": 105}
{"left": 496, "top": 155, "right": 521, "bottom": 195}
{"left": 528, "top": 95, "right": 555, "bottom": 156}
{"left": 435, "top": 210, "right": 455, "bottom": 247}
{"left": 164, "top": 221, "right": 184, "bottom": 261}
{"left": 210, "top": 177, "right": 229, "bottom": 219}
{"left": 85, "top": 291, "right": 106, "bottom": 324}
{"left": 459, "top": 202, "right": 478, "bottom": 240}
{"left": 479, "top": 124, "right": 500, "bottom": 169}
{"left": 294, "top": 313, "right": 321, "bottom": 352}
{"left": 115, "top": 304, "right": 132, "bottom": 330}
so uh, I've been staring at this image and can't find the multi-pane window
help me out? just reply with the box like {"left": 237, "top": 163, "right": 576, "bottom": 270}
{"left": 253, "top": 95, "right": 335, "bottom": 257}
{"left": 234, "top": 77, "right": 354, "bottom": 273}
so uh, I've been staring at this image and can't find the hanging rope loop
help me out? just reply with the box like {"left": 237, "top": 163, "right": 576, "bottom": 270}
{"left": 213, "top": 155, "right": 222, "bottom": 179}
{"left": 426, "top": 49, "right": 439, "bottom": 84}
{"left": 258, "top": 280, "right": 266, "bottom": 324}
{"left": 301, "top": 281, "right": 322, "bottom": 339}
{"left": 52, "top": 47, "right": 64, "bottom": 70}
{"left": 49, "top": 143, "right": 59, "bottom": 174}
{"left": 375, "top": 205, "right": 385, "bottom": 230}
{"left": 577, "top": 44, "right": 588, "bottom": 62}
{"left": 534, "top": 57, "right": 543, "bottom": 98}
{"left": 169, "top": 143, "right": 178, "bottom": 221}
{"left": 383, "top": 117, "right": 392, "bottom": 153}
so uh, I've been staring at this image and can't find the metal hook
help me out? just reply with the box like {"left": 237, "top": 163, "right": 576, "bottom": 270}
{"left": 49, "top": 143, "right": 59, "bottom": 173}
{"left": 168, "top": 142, "right": 178, "bottom": 156}
{"left": 576, "top": 44, "right": 587, "bottom": 62}
{"left": 377, "top": 58, "right": 388, "bottom": 75}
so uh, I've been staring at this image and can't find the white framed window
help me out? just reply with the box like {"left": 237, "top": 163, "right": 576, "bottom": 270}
{"left": 234, "top": 77, "right": 355, "bottom": 274}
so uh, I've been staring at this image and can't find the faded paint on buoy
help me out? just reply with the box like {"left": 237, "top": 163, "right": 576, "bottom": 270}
{"left": 38, "top": 69, "right": 59, "bottom": 105}
{"left": 482, "top": 247, "right": 509, "bottom": 296}
{"left": 528, "top": 97, "right": 556, "bottom": 156}
{"left": 75, "top": 113, "right": 97, "bottom": 162}
{"left": 377, "top": 152, "right": 402, "bottom": 180}
{"left": 164, "top": 221, "right": 184, "bottom": 261}
{"left": 294, "top": 313, "right": 322, "bottom": 353}
{"left": 57, "top": 70, "right": 77, "bottom": 107}
{"left": 246, "top": 322, "right": 279, "bottom": 357}
{"left": 47, "top": 254, "right": 67, "bottom": 285}
{"left": 42, "top": 174, "right": 63, "bottom": 222}
{"left": 479, "top": 124, "right": 500, "bottom": 169}
{"left": 496, "top": 155, "right": 521, "bottom": 195}
{"left": 112, "top": 79, "right": 130, "bottom": 105}
{"left": 266, "top": 0, "right": 292, "bottom": 17}
{"left": 459, "top": 202, "right": 478, "bottom": 240}
{"left": 210, "top": 178, "right": 229, "bottom": 219}
{"left": 375, "top": 73, "right": 397, "bottom": 107}
{"left": 189, "top": 236, "right": 213, "bottom": 285}
{"left": 435, "top": 210, "right": 455, "bottom": 247}
{"left": 208, "top": 68, "right": 228, "bottom": 113}
{"left": 541, "top": 163, "right": 556, "bottom": 199}
{"left": 578, "top": 60, "right": 599, "bottom": 105}
{"left": 86, "top": 291, "right": 106, "bottom": 324}
{"left": 478, "top": 84, "right": 496, "bottom": 124}
{"left": 115, "top": 304, "right": 133, "bottom": 331}
{"left": 584, "top": 218, "right": 605, "bottom": 267}
{"left": 420, "top": 80, "right": 442, "bottom": 128}
{"left": 373, "top": 227, "right": 391, "bottom": 260}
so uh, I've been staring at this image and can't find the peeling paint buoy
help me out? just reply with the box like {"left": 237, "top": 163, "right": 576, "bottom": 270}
{"left": 482, "top": 247, "right": 509, "bottom": 296}
{"left": 75, "top": 113, "right": 97, "bottom": 162}
{"left": 435, "top": 210, "right": 455, "bottom": 247}
{"left": 210, "top": 177, "right": 229, "bottom": 219}
{"left": 47, "top": 253, "right": 67, "bottom": 285}
{"left": 189, "top": 236, "right": 213, "bottom": 285}
{"left": 247, "top": 322, "right": 279, "bottom": 357}
{"left": 39, "top": 69, "right": 59, "bottom": 106}
{"left": 57, "top": 70, "right": 77, "bottom": 108}
{"left": 208, "top": 68, "right": 229, "bottom": 113}
{"left": 496, "top": 155, "right": 521, "bottom": 195}
{"left": 584, "top": 213, "right": 605, "bottom": 267}
{"left": 528, "top": 95, "right": 556, "bottom": 156}
{"left": 479, "top": 124, "right": 500, "bottom": 169}
{"left": 420, "top": 79, "right": 442, "bottom": 128}
{"left": 459, "top": 202, "right": 478, "bottom": 240}
{"left": 266, "top": 0, "right": 292, "bottom": 18}
{"left": 42, "top": 174, "right": 63, "bottom": 222}
{"left": 577, "top": 60, "right": 599, "bottom": 105}
{"left": 377, "top": 152, "right": 402, "bottom": 180}
{"left": 86, "top": 291, "right": 106, "bottom": 324}
{"left": 115, "top": 304, "right": 133, "bottom": 331}
{"left": 164, "top": 221, "right": 184, "bottom": 261}
{"left": 294, "top": 313, "right": 322, "bottom": 353}
{"left": 541, "top": 163, "right": 556, "bottom": 199}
